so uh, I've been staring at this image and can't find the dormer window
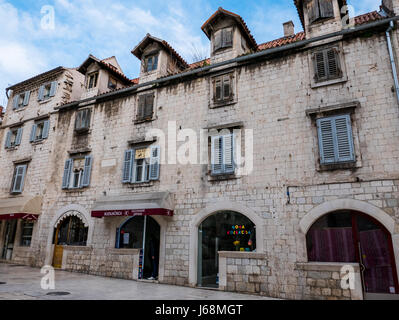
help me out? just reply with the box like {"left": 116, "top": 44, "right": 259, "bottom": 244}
{"left": 308, "top": 0, "right": 335, "bottom": 24}
{"left": 213, "top": 28, "right": 233, "bottom": 53}
{"left": 87, "top": 72, "right": 98, "bottom": 89}
{"left": 108, "top": 77, "right": 117, "bottom": 90}
{"left": 144, "top": 54, "right": 159, "bottom": 72}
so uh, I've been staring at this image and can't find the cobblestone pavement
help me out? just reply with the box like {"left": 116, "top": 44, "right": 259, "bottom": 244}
{"left": 0, "top": 263, "right": 277, "bottom": 300}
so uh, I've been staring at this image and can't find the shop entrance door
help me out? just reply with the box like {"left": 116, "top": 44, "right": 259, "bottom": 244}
{"left": 1, "top": 220, "right": 17, "bottom": 260}
{"left": 198, "top": 211, "right": 256, "bottom": 288}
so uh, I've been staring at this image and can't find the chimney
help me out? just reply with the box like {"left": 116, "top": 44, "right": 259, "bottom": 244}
{"left": 283, "top": 21, "right": 295, "bottom": 37}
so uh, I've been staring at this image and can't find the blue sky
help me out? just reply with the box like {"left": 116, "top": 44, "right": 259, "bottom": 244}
{"left": 0, "top": 0, "right": 382, "bottom": 107}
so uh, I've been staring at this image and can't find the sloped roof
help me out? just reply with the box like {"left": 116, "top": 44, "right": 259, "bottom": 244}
{"left": 201, "top": 7, "right": 258, "bottom": 50}
{"left": 131, "top": 34, "right": 189, "bottom": 69}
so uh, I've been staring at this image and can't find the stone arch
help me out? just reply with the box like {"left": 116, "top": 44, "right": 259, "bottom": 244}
{"left": 44, "top": 204, "right": 94, "bottom": 265}
{"left": 188, "top": 201, "right": 265, "bottom": 286}
{"left": 299, "top": 198, "right": 396, "bottom": 235}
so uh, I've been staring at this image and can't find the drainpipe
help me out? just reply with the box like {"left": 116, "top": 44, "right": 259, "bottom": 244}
{"left": 386, "top": 21, "right": 399, "bottom": 105}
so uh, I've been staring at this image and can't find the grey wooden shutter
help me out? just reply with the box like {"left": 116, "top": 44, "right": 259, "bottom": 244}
{"left": 84, "top": 109, "right": 91, "bottom": 129}
{"left": 115, "top": 228, "right": 121, "bottom": 248}
{"left": 214, "top": 30, "right": 222, "bottom": 52}
{"left": 82, "top": 155, "right": 93, "bottom": 187}
{"left": 13, "top": 95, "right": 19, "bottom": 110}
{"left": 317, "top": 117, "right": 336, "bottom": 164}
{"left": 49, "top": 81, "right": 57, "bottom": 97}
{"left": 42, "top": 120, "right": 50, "bottom": 139}
{"left": 308, "top": 0, "right": 320, "bottom": 24}
{"left": 149, "top": 145, "right": 160, "bottom": 180}
{"left": 15, "top": 127, "right": 23, "bottom": 146}
{"left": 153, "top": 55, "right": 158, "bottom": 70}
{"left": 314, "top": 51, "right": 327, "bottom": 82}
{"left": 223, "top": 75, "right": 231, "bottom": 100}
{"left": 23, "top": 91, "right": 30, "bottom": 106}
{"left": 223, "top": 134, "right": 235, "bottom": 173}
{"left": 223, "top": 29, "right": 233, "bottom": 48}
{"left": 215, "top": 79, "right": 222, "bottom": 102}
{"left": 12, "top": 165, "right": 27, "bottom": 193}
{"left": 75, "top": 110, "right": 82, "bottom": 130}
{"left": 5, "top": 131, "right": 12, "bottom": 148}
{"left": 38, "top": 85, "right": 45, "bottom": 101}
{"left": 211, "top": 136, "right": 223, "bottom": 174}
{"left": 335, "top": 115, "right": 355, "bottom": 162}
{"left": 319, "top": 0, "right": 334, "bottom": 18}
{"left": 326, "top": 48, "right": 341, "bottom": 78}
{"left": 122, "top": 150, "right": 134, "bottom": 183}
{"left": 30, "top": 124, "right": 37, "bottom": 142}
{"left": 137, "top": 96, "right": 145, "bottom": 120}
{"left": 144, "top": 94, "right": 154, "bottom": 119}
{"left": 62, "top": 159, "right": 73, "bottom": 189}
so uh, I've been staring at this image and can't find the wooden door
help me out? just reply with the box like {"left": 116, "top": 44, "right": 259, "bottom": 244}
{"left": 52, "top": 227, "right": 63, "bottom": 269}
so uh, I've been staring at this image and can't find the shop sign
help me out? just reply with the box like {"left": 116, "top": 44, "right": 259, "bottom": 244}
{"left": 227, "top": 225, "right": 251, "bottom": 235}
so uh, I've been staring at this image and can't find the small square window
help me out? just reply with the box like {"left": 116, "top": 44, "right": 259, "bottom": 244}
{"left": 75, "top": 109, "right": 91, "bottom": 132}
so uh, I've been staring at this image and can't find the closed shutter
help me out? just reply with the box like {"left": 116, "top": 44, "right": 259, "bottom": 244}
{"left": 214, "top": 30, "right": 222, "bottom": 52}
{"left": 149, "top": 145, "right": 160, "bottom": 180}
{"left": 211, "top": 136, "right": 223, "bottom": 174}
{"left": 144, "top": 94, "right": 154, "bottom": 119}
{"left": 12, "top": 165, "right": 27, "bottom": 193}
{"left": 15, "top": 127, "right": 23, "bottom": 146}
{"left": 42, "top": 119, "right": 50, "bottom": 139}
{"left": 30, "top": 124, "right": 38, "bottom": 142}
{"left": 81, "top": 155, "right": 93, "bottom": 187}
{"left": 5, "top": 131, "right": 12, "bottom": 148}
{"left": 137, "top": 95, "right": 145, "bottom": 120}
{"left": 75, "top": 110, "right": 82, "bottom": 130}
{"left": 84, "top": 109, "right": 91, "bottom": 129}
{"left": 222, "top": 29, "right": 233, "bottom": 48}
{"left": 319, "top": 0, "right": 334, "bottom": 19}
{"left": 308, "top": 0, "right": 320, "bottom": 24}
{"left": 215, "top": 79, "right": 222, "bottom": 102}
{"left": 38, "top": 85, "right": 45, "bottom": 101}
{"left": 62, "top": 159, "right": 73, "bottom": 189}
{"left": 314, "top": 51, "right": 327, "bottom": 82}
{"left": 317, "top": 115, "right": 355, "bottom": 164}
{"left": 223, "top": 75, "right": 231, "bottom": 100}
{"left": 13, "top": 95, "right": 19, "bottom": 110}
{"left": 326, "top": 48, "right": 341, "bottom": 78}
{"left": 49, "top": 81, "right": 57, "bottom": 97}
{"left": 223, "top": 134, "right": 235, "bottom": 173}
{"left": 335, "top": 115, "right": 354, "bottom": 162}
{"left": 122, "top": 150, "right": 134, "bottom": 183}
{"left": 23, "top": 91, "right": 30, "bottom": 106}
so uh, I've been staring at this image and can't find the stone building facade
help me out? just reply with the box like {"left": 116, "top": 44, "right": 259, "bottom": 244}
{"left": 1, "top": 0, "right": 399, "bottom": 300}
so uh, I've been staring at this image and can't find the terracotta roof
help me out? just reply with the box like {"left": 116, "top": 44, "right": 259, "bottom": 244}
{"left": 354, "top": 11, "right": 384, "bottom": 25}
{"left": 201, "top": 7, "right": 258, "bottom": 50}
{"left": 77, "top": 55, "right": 131, "bottom": 85}
{"left": 257, "top": 32, "right": 306, "bottom": 51}
{"left": 131, "top": 34, "right": 189, "bottom": 69}
{"left": 188, "top": 58, "right": 211, "bottom": 70}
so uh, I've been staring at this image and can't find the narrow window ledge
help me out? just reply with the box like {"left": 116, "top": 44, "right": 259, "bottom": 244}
{"left": 306, "top": 101, "right": 360, "bottom": 117}
{"left": 210, "top": 100, "right": 237, "bottom": 109}
{"left": 5, "top": 147, "right": 18, "bottom": 152}
{"left": 15, "top": 107, "right": 27, "bottom": 113}
{"left": 68, "top": 148, "right": 92, "bottom": 155}
{"left": 31, "top": 140, "right": 46, "bottom": 146}
{"left": 317, "top": 161, "right": 360, "bottom": 172}
{"left": 63, "top": 188, "right": 89, "bottom": 193}
{"left": 125, "top": 181, "right": 156, "bottom": 188}
{"left": 39, "top": 98, "right": 53, "bottom": 105}
{"left": 74, "top": 128, "right": 91, "bottom": 135}
{"left": 311, "top": 76, "right": 348, "bottom": 89}
{"left": 206, "top": 172, "right": 240, "bottom": 182}
{"left": 134, "top": 117, "right": 156, "bottom": 125}
{"left": 13, "top": 157, "right": 32, "bottom": 164}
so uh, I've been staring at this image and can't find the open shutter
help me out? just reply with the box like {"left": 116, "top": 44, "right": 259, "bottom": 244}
{"left": 23, "top": 91, "right": 30, "bottom": 106}
{"left": 49, "top": 81, "right": 57, "bottom": 97}
{"left": 317, "top": 118, "right": 336, "bottom": 164}
{"left": 42, "top": 120, "right": 50, "bottom": 139}
{"left": 12, "top": 165, "right": 27, "bottom": 193}
{"left": 223, "top": 75, "right": 231, "bottom": 100}
{"left": 82, "top": 155, "right": 93, "bottom": 187}
{"left": 334, "top": 115, "right": 355, "bottom": 162}
{"left": 13, "top": 95, "right": 19, "bottom": 110}
{"left": 38, "top": 85, "right": 45, "bottom": 101}
{"left": 211, "top": 136, "right": 223, "bottom": 174}
{"left": 214, "top": 30, "right": 222, "bottom": 52}
{"left": 30, "top": 124, "right": 37, "bottom": 142}
{"left": 149, "top": 145, "right": 160, "bottom": 181}
{"left": 5, "top": 131, "right": 12, "bottom": 149}
{"left": 62, "top": 159, "right": 73, "bottom": 189}
{"left": 314, "top": 51, "right": 327, "bottom": 82}
{"left": 15, "top": 127, "right": 23, "bottom": 146}
{"left": 223, "top": 134, "right": 235, "bottom": 173}
{"left": 319, "top": 0, "right": 334, "bottom": 19}
{"left": 326, "top": 48, "right": 341, "bottom": 78}
{"left": 122, "top": 150, "right": 134, "bottom": 183}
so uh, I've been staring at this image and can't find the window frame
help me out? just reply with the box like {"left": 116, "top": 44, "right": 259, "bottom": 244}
{"left": 213, "top": 27, "right": 234, "bottom": 53}
{"left": 11, "top": 164, "right": 27, "bottom": 194}
{"left": 30, "top": 118, "right": 50, "bottom": 143}
{"left": 122, "top": 146, "right": 160, "bottom": 184}
{"left": 136, "top": 93, "right": 155, "bottom": 122}
{"left": 144, "top": 53, "right": 159, "bottom": 73}
{"left": 75, "top": 108, "right": 92, "bottom": 132}
{"left": 87, "top": 72, "right": 99, "bottom": 90}
{"left": 210, "top": 133, "right": 236, "bottom": 176}
{"left": 62, "top": 156, "right": 93, "bottom": 190}
{"left": 5, "top": 127, "right": 23, "bottom": 149}
{"left": 20, "top": 221, "right": 34, "bottom": 247}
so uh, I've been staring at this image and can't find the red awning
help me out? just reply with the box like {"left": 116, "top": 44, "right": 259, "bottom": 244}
{"left": 0, "top": 213, "right": 39, "bottom": 221}
{"left": 91, "top": 192, "right": 174, "bottom": 219}
{"left": 0, "top": 196, "right": 42, "bottom": 221}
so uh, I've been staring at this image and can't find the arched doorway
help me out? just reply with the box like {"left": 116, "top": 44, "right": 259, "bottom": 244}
{"left": 52, "top": 215, "right": 88, "bottom": 268}
{"left": 306, "top": 210, "right": 399, "bottom": 295}
{"left": 116, "top": 216, "right": 160, "bottom": 280}
{"left": 198, "top": 211, "right": 256, "bottom": 288}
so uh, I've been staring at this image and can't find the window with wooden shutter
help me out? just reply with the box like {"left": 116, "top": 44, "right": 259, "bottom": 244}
{"left": 317, "top": 114, "right": 355, "bottom": 165}
{"left": 11, "top": 164, "right": 27, "bottom": 194}
{"left": 30, "top": 119, "right": 50, "bottom": 142}
{"left": 214, "top": 30, "right": 222, "bottom": 52}
{"left": 211, "top": 134, "right": 235, "bottom": 175}
{"left": 75, "top": 108, "right": 91, "bottom": 131}
{"left": 213, "top": 73, "right": 233, "bottom": 104}
{"left": 81, "top": 155, "right": 93, "bottom": 187}
{"left": 122, "top": 150, "right": 134, "bottom": 183}
{"left": 137, "top": 94, "right": 154, "bottom": 121}
{"left": 308, "top": 0, "right": 334, "bottom": 24}
{"left": 313, "top": 47, "right": 342, "bottom": 82}
{"left": 145, "top": 54, "right": 159, "bottom": 72}
{"left": 213, "top": 28, "right": 233, "bottom": 53}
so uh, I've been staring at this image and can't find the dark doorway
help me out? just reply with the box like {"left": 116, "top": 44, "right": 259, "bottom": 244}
{"left": 117, "top": 216, "right": 160, "bottom": 280}
{"left": 306, "top": 211, "right": 399, "bottom": 295}
{"left": 1, "top": 220, "right": 17, "bottom": 260}
{"left": 198, "top": 211, "right": 256, "bottom": 288}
